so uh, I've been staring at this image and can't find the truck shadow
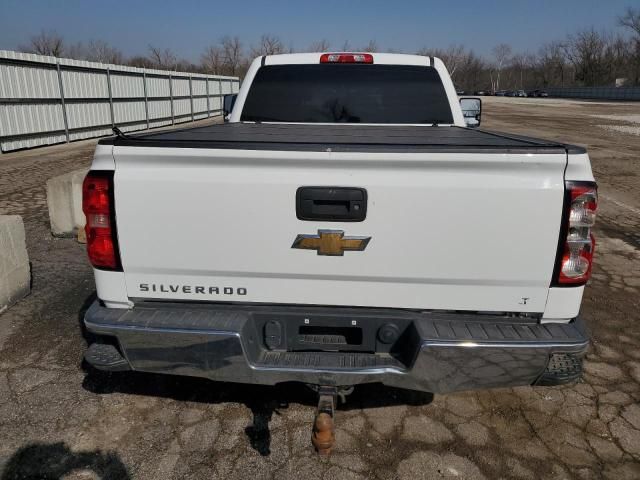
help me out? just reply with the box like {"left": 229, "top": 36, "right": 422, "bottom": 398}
{"left": 81, "top": 369, "right": 433, "bottom": 457}
{"left": 1, "top": 442, "right": 130, "bottom": 480}
{"left": 244, "top": 396, "right": 284, "bottom": 456}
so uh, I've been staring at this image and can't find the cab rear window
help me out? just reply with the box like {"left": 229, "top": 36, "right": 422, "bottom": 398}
{"left": 241, "top": 64, "right": 453, "bottom": 124}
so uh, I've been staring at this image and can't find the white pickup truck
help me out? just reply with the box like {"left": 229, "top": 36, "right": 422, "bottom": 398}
{"left": 82, "top": 53, "right": 596, "bottom": 452}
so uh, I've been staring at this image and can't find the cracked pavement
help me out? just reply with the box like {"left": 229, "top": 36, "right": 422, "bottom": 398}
{"left": 0, "top": 100, "right": 639, "bottom": 479}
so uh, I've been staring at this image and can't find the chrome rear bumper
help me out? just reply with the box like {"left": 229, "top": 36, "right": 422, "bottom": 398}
{"left": 84, "top": 301, "right": 589, "bottom": 393}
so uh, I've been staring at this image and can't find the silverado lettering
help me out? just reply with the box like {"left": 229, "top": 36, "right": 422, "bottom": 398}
{"left": 139, "top": 283, "right": 247, "bottom": 296}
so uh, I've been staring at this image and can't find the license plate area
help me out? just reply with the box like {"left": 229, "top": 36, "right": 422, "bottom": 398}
{"left": 298, "top": 325, "right": 363, "bottom": 349}
{"left": 253, "top": 311, "right": 414, "bottom": 355}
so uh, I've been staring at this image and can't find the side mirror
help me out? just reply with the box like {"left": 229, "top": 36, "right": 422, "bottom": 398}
{"left": 460, "top": 97, "right": 481, "bottom": 128}
{"left": 222, "top": 94, "right": 237, "bottom": 121}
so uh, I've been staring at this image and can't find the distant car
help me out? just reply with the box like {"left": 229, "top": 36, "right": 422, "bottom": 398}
{"left": 474, "top": 90, "right": 488, "bottom": 96}
{"left": 516, "top": 90, "right": 526, "bottom": 97}
{"left": 456, "top": 89, "right": 465, "bottom": 96}
{"left": 528, "top": 89, "right": 550, "bottom": 98}
{"left": 505, "top": 90, "right": 517, "bottom": 97}
{"left": 495, "top": 90, "right": 507, "bottom": 96}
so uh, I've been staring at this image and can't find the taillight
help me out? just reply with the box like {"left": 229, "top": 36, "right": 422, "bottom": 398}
{"left": 82, "top": 171, "right": 121, "bottom": 270}
{"left": 319, "top": 53, "right": 374, "bottom": 64}
{"left": 554, "top": 181, "right": 597, "bottom": 285}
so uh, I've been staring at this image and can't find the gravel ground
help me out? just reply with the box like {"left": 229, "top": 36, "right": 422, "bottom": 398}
{"left": 596, "top": 125, "right": 640, "bottom": 137}
{"left": 0, "top": 101, "right": 639, "bottom": 479}
{"left": 591, "top": 114, "right": 640, "bottom": 124}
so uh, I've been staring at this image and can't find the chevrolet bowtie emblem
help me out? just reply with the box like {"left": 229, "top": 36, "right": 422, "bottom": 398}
{"left": 291, "top": 230, "right": 371, "bottom": 256}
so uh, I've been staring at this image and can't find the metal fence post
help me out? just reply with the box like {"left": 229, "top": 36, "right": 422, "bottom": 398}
{"left": 218, "top": 79, "right": 223, "bottom": 114}
{"left": 205, "top": 77, "right": 211, "bottom": 118}
{"left": 169, "top": 74, "right": 175, "bottom": 125}
{"left": 106, "top": 68, "right": 115, "bottom": 129}
{"left": 143, "top": 71, "right": 150, "bottom": 129}
{"left": 189, "top": 76, "right": 194, "bottom": 122}
{"left": 56, "top": 62, "right": 70, "bottom": 143}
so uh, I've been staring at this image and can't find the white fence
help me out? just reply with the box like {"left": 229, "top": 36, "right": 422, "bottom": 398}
{"left": 0, "top": 50, "right": 240, "bottom": 152}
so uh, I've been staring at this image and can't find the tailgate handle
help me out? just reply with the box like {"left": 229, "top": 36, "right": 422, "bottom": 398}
{"left": 296, "top": 187, "right": 367, "bottom": 222}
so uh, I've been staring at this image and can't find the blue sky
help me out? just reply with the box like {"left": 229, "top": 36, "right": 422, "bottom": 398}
{"left": 0, "top": 0, "right": 634, "bottom": 61}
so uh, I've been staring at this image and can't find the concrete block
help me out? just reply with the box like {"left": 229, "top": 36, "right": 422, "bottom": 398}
{"left": 46, "top": 168, "right": 88, "bottom": 237}
{"left": 0, "top": 216, "right": 30, "bottom": 313}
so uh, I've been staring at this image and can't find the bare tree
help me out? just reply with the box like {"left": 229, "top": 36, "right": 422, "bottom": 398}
{"left": 418, "top": 45, "right": 467, "bottom": 77}
{"left": 619, "top": 6, "right": 640, "bottom": 84}
{"left": 443, "top": 45, "right": 466, "bottom": 77}
{"left": 491, "top": 43, "right": 512, "bottom": 91}
{"left": 564, "top": 28, "right": 610, "bottom": 85}
{"left": 251, "top": 34, "right": 285, "bottom": 57}
{"left": 510, "top": 53, "right": 530, "bottom": 89}
{"left": 341, "top": 40, "right": 352, "bottom": 52}
{"left": 128, "top": 56, "right": 154, "bottom": 68}
{"left": 85, "top": 40, "right": 123, "bottom": 64}
{"left": 607, "top": 33, "right": 637, "bottom": 84}
{"left": 201, "top": 45, "right": 224, "bottom": 74}
{"left": 175, "top": 59, "right": 202, "bottom": 73}
{"left": 522, "top": 52, "right": 538, "bottom": 87}
{"left": 461, "top": 51, "right": 488, "bottom": 91}
{"left": 58, "top": 39, "right": 124, "bottom": 64}
{"left": 418, "top": 45, "right": 487, "bottom": 91}
{"left": 221, "top": 36, "right": 244, "bottom": 75}
{"left": 361, "top": 40, "right": 378, "bottom": 52}
{"left": 619, "top": 7, "right": 640, "bottom": 37}
{"left": 536, "top": 41, "right": 567, "bottom": 86}
{"left": 65, "top": 41, "right": 88, "bottom": 61}
{"left": 148, "top": 45, "right": 178, "bottom": 69}
{"left": 21, "top": 30, "right": 64, "bottom": 57}
{"left": 309, "top": 39, "right": 331, "bottom": 52}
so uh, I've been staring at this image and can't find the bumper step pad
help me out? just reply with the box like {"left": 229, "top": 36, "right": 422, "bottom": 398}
{"left": 536, "top": 353, "right": 583, "bottom": 386}
{"left": 257, "top": 351, "right": 403, "bottom": 370}
{"left": 85, "top": 343, "right": 130, "bottom": 372}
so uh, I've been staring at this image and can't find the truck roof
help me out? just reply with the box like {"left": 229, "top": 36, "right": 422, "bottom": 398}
{"left": 99, "top": 123, "right": 585, "bottom": 154}
{"left": 263, "top": 52, "right": 435, "bottom": 67}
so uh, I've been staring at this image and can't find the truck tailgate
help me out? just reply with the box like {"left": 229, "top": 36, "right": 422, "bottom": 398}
{"left": 112, "top": 143, "right": 567, "bottom": 314}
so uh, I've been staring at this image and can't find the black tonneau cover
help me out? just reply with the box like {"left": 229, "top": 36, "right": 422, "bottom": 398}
{"left": 99, "top": 123, "right": 585, "bottom": 154}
